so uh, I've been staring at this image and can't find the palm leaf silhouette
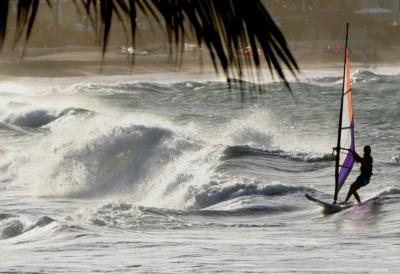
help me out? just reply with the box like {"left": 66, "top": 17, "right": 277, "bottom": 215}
{"left": 0, "top": 0, "right": 298, "bottom": 84}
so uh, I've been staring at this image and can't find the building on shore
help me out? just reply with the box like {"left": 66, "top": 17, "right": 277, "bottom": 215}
{"left": 262, "top": 0, "right": 400, "bottom": 50}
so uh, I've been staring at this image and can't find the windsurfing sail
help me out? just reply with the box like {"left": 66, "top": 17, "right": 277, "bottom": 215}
{"left": 334, "top": 23, "right": 355, "bottom": 203}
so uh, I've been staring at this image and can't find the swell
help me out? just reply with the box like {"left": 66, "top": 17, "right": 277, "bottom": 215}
{"left": 221, "top": 145, "right": 334, "bottom": 163}
{"left": 1, "top": 107, "right": 93, "bottom": 128}
{"left": 0, "top": 216, "right": 56, "bottom": 240}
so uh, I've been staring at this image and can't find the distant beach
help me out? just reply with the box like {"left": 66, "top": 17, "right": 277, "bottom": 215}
{"left": 0, "top": 51, "right": 210, "bottom": 78}
{"left": 0, "top": 47, "right": 399, "bottom": 78}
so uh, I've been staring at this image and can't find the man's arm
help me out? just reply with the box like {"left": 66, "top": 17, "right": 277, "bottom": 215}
{"left": 349, "top": 149, "right": 363, "bottom": 163}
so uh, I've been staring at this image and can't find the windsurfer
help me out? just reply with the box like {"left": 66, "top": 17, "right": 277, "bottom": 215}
{"left": 341, "top": 145, "right": 373, "bottom": 204}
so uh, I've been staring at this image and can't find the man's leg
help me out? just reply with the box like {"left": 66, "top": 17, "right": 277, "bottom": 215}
{"left": 343, "top": 181, "right": 361, "bottom": 203}
{"left": 353, "top": 190, "right": 361, "bottom": 203}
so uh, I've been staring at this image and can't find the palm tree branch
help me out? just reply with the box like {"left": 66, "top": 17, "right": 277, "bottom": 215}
{"left": 0, "top": 1, "right": 10, "bottom": 51}
{"left": 0, "top": 0, "right": 299, "bottom": 85}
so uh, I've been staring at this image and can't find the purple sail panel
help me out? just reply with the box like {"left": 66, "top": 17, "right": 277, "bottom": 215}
{"left": 337, "top": 151, "right": 354, "bottom": 192}
{"left": 337, "top": 120, "right": 355, "bottom": 193}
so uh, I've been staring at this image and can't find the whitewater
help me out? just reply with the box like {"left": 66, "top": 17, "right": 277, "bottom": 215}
{"left": 0, "top": 67, "right": 399, "bottom": 273}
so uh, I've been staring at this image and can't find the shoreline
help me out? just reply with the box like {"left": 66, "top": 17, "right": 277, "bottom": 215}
{"left": 0, "top": 49, "right": 399, "bottom": 79}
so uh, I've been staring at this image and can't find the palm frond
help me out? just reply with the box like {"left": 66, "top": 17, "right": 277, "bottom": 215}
{"left": 0, "top": 1, "right": 10, "bottom": 51}
{"left": 0, "top": 0, "right": 298, "bottom": 84}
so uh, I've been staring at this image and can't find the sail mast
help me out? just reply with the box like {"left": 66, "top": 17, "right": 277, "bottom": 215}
{"left": 334, "top": 23, "right": 350, "bottom": 203}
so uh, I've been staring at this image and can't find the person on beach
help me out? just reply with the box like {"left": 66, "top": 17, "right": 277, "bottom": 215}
{"left": 341, "top": 145, "right": 373, "bottom": 204}
{"left": 362, "top": 48, "right": 370, "bottom": 68}
{"left": 373, "top": 49, "right": 379, "bottom": 68}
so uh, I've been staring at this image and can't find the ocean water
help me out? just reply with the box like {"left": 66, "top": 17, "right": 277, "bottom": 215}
{"left": 0, "top": 67, "right": 399, "bottom": 273}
